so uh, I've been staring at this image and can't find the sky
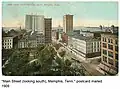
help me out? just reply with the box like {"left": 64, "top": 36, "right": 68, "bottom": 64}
{"left": 2, "top": 1, "right": 118, "bottom": 27}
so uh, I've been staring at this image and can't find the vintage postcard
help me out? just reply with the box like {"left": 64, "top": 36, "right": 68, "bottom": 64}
{"left": 2, "top": 1, "right": 118, "bottom": 76}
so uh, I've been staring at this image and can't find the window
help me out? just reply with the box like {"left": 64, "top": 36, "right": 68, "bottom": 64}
{"left": 103, "top": 49, "right": 107, "bottom": 55}
{"left": 108, "top": 39, "right": 110, "bottom": 43}
{"left": 108, "top": 44, "right": 113, "bottom": 50}
{"left": 115, "top": 53, "right": 118, "bottom": 60}
{"left": 111, "top": 39, "right": 113, "bottom": 43}
{"left": 102, "top": 37, "right": 104, "bottom": 41}
{"left": 103, "top": 43, "right": 107, "bottom": 48}
{"left": 97, "top": 48, "right": 99, "bottom": 52}
{"left": 94, "top": 42, "right": 96, "bottom": 47}
{"left": 108, "top": 58, "right": 113, "bottom": 65}
{"left": 115, "top": 40, "right": 118, "bottom": 45}
{"left": 103, "top": 37, "right": 106, "bottom": 42}
{"left": 104, "top": 38, "right": 107, "bottom": 42}
{"left": 108, "top": 51, "right": 113, "bottom": 58}
{"left": 103, "top": 56, "right": 107, "bottom": 63}
{"left": 97, "top": 42, "right": 99, "bottom": 48}
{"left": 115, "top": 46, "right": 118, "bottom": 51}
{"left": 108, "top": 39, "right": 113, "bottom": 43}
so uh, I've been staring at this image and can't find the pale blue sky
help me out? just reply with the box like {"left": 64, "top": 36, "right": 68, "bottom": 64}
{"left": 2, "top": 1, "right": 118, "bottom": 27}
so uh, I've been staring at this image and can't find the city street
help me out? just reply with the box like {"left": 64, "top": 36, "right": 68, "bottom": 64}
{"left": 58, "top": 42, "right": 104, "bottom": 76}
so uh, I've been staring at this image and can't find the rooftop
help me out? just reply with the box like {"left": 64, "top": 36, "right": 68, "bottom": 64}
{"left": 69, "top": 34, "right": 100, "bottom": 41}
{"left": 101, "top": 32, "right": 118, "bottom": 37}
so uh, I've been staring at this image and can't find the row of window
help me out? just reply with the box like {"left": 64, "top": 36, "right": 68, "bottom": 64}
{"left": 103, "top": 56, "right": 118, "bottom": 68}
{"left": 102, "top": 43, "right": 118, "bottom": 52}
{"left": 103, "top": 43, "right": 107, "bottom": 48}
{"left": 108, "top": 44, "right": 113, "bottom": 50}
{"left": 103, "top": 37, "right": 113, "bottom": 43}
{"left": 103, "top": 50, "right": 118, "bottom": 60}
{"left": 87, "top": 48, "right": 100, "bottom": 53}
{"left": 108, "top": 39, "right": 113, "bottom": 43}
{"left": 4, "top": 39, "right": 12, "bottom": 42}
{"left": 4, "top": 46, "right": 12, "bottom": 49}
{"left": 86, "top": 42, "right": 100, "bottom": 48}
{"left": 102, "top": 37, "right": 118, "bottom": 45}
{"left": 3, "top": 43, "right": 12, "bottom": 45}
{"left": 103, "top": 56, "right": 107, "bottom": 62}
{"left": 108, "top": 51, "right": 113, "bottom": 58}
{"left": 103, "top": 56, "right": 113, "bottom": 65}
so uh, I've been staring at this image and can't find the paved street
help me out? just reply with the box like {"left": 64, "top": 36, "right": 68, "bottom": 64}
{"left": 58, "top": 42, "right": 104, "bottom": 76}
{"left": 80, "top": 62, "right": 103, "bottom": 76}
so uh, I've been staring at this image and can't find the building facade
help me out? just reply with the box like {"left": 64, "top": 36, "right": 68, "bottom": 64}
{"left": 63, "top": 14, "right": 73, "bottom": 33}
{"left": 36, "top": 34, "right": 45, "bottom": 44}
{"left": 98, "top": 33, "right": 118, "bottom": 75}
{"left": 2, "top": 36, "right": 18, "bottom": 49}
{"left": 3, "top": 37, "right": 13, "bottom": 49}
{"left": 25, "top": 15, "right": 44, "bottom": 34}
{"left": 44, "top": 18, "right": 52, "bottom": 43}
{"left": 61, "top": 32, "right": 68, "bottom": 44}
{"left": 68, "top": 35, "right": 101, "bottom": 61}
{"left": 18, "top": 32, "right": 45, "bottom": 48}
{"left": 18, "top": 38, "right": 28, "bottom": 48}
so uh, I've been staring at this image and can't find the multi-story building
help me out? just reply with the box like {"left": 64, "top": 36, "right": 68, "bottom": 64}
{"left": 25, "top": 15, "right": 44, "bottom": 34}
{"left": 61, "top": 32, "right": 68, "bottom": 44}
{"left": 44, "top": 18, "right": 52, "bottom": 43}
{"left": 68, "top": 34, "right": 101, "bottom": 61}
{"left": 63, "top": 14, "right": 73, "bottom": 33}
{"left": 2, "top": 35, "right": 18, "bottom": 63}
{"left": 18, "top": 32, "right": 45, "bottom": 48}
{"left": 28, "top": 37, "right": 37, "bottom": 48}
{"left": 2, "top": 36, "right": 18, "bottom": 49}
{"left": 52, "top": 25, "right": 63, "bottom": 42}
{"left": 18, "top": 38, "right": 28, "bottom": 48}
{"left": 52, "top": 30, "right": 57, "bottom": 42}
{"left": 36, "top": 33, "right": 45, "bottom": 45}
{"left": 98, "top": 33, "right": 118, "bottom": 75}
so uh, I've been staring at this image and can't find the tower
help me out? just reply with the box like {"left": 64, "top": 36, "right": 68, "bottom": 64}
{"left": 44, "top": 18, "right": 52, "bottom": 43}
{"left": 63, "top": 14, "right": 73, "bottom": 33}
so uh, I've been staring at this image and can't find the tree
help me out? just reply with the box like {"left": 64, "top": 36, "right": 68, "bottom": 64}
{"left": 2, "top": 45, "right": 86, "bottom": 76}
{"left": 99, "top": 25, "right": 102, "bottom": 30}
{"left": 59, "top": 51, "right": 66, "bottom": 57}
{"left": 2, "top": 30, "right": 7, "bottom": 37}
{"left": 2, "top": 49, "right": 29, "bottom": 76}
{"left": 111, "top": 25, "right": 115, "bottom": 30}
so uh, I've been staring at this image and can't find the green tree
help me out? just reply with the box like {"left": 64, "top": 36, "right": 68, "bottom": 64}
{"left": 2, "top": 49, "right": 29, "bottom": 76}
{"left": 3, "top": 45, "right": 86, "bottom": 76}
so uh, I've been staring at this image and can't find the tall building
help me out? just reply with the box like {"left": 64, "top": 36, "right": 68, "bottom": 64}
{"left": 98, "top": 33, "right": 118, "bottom": 75}
{"left": 44, "top": 18, "right": 52, "bottom": 43}
{"left": 25, "top": 15, "right": 32, "bottom": 32}
{"left": 63, "top": 14, "right": 73, "bottom": 33}
{"left": 25, "top": 15, "right": 44, "bottom": 34}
